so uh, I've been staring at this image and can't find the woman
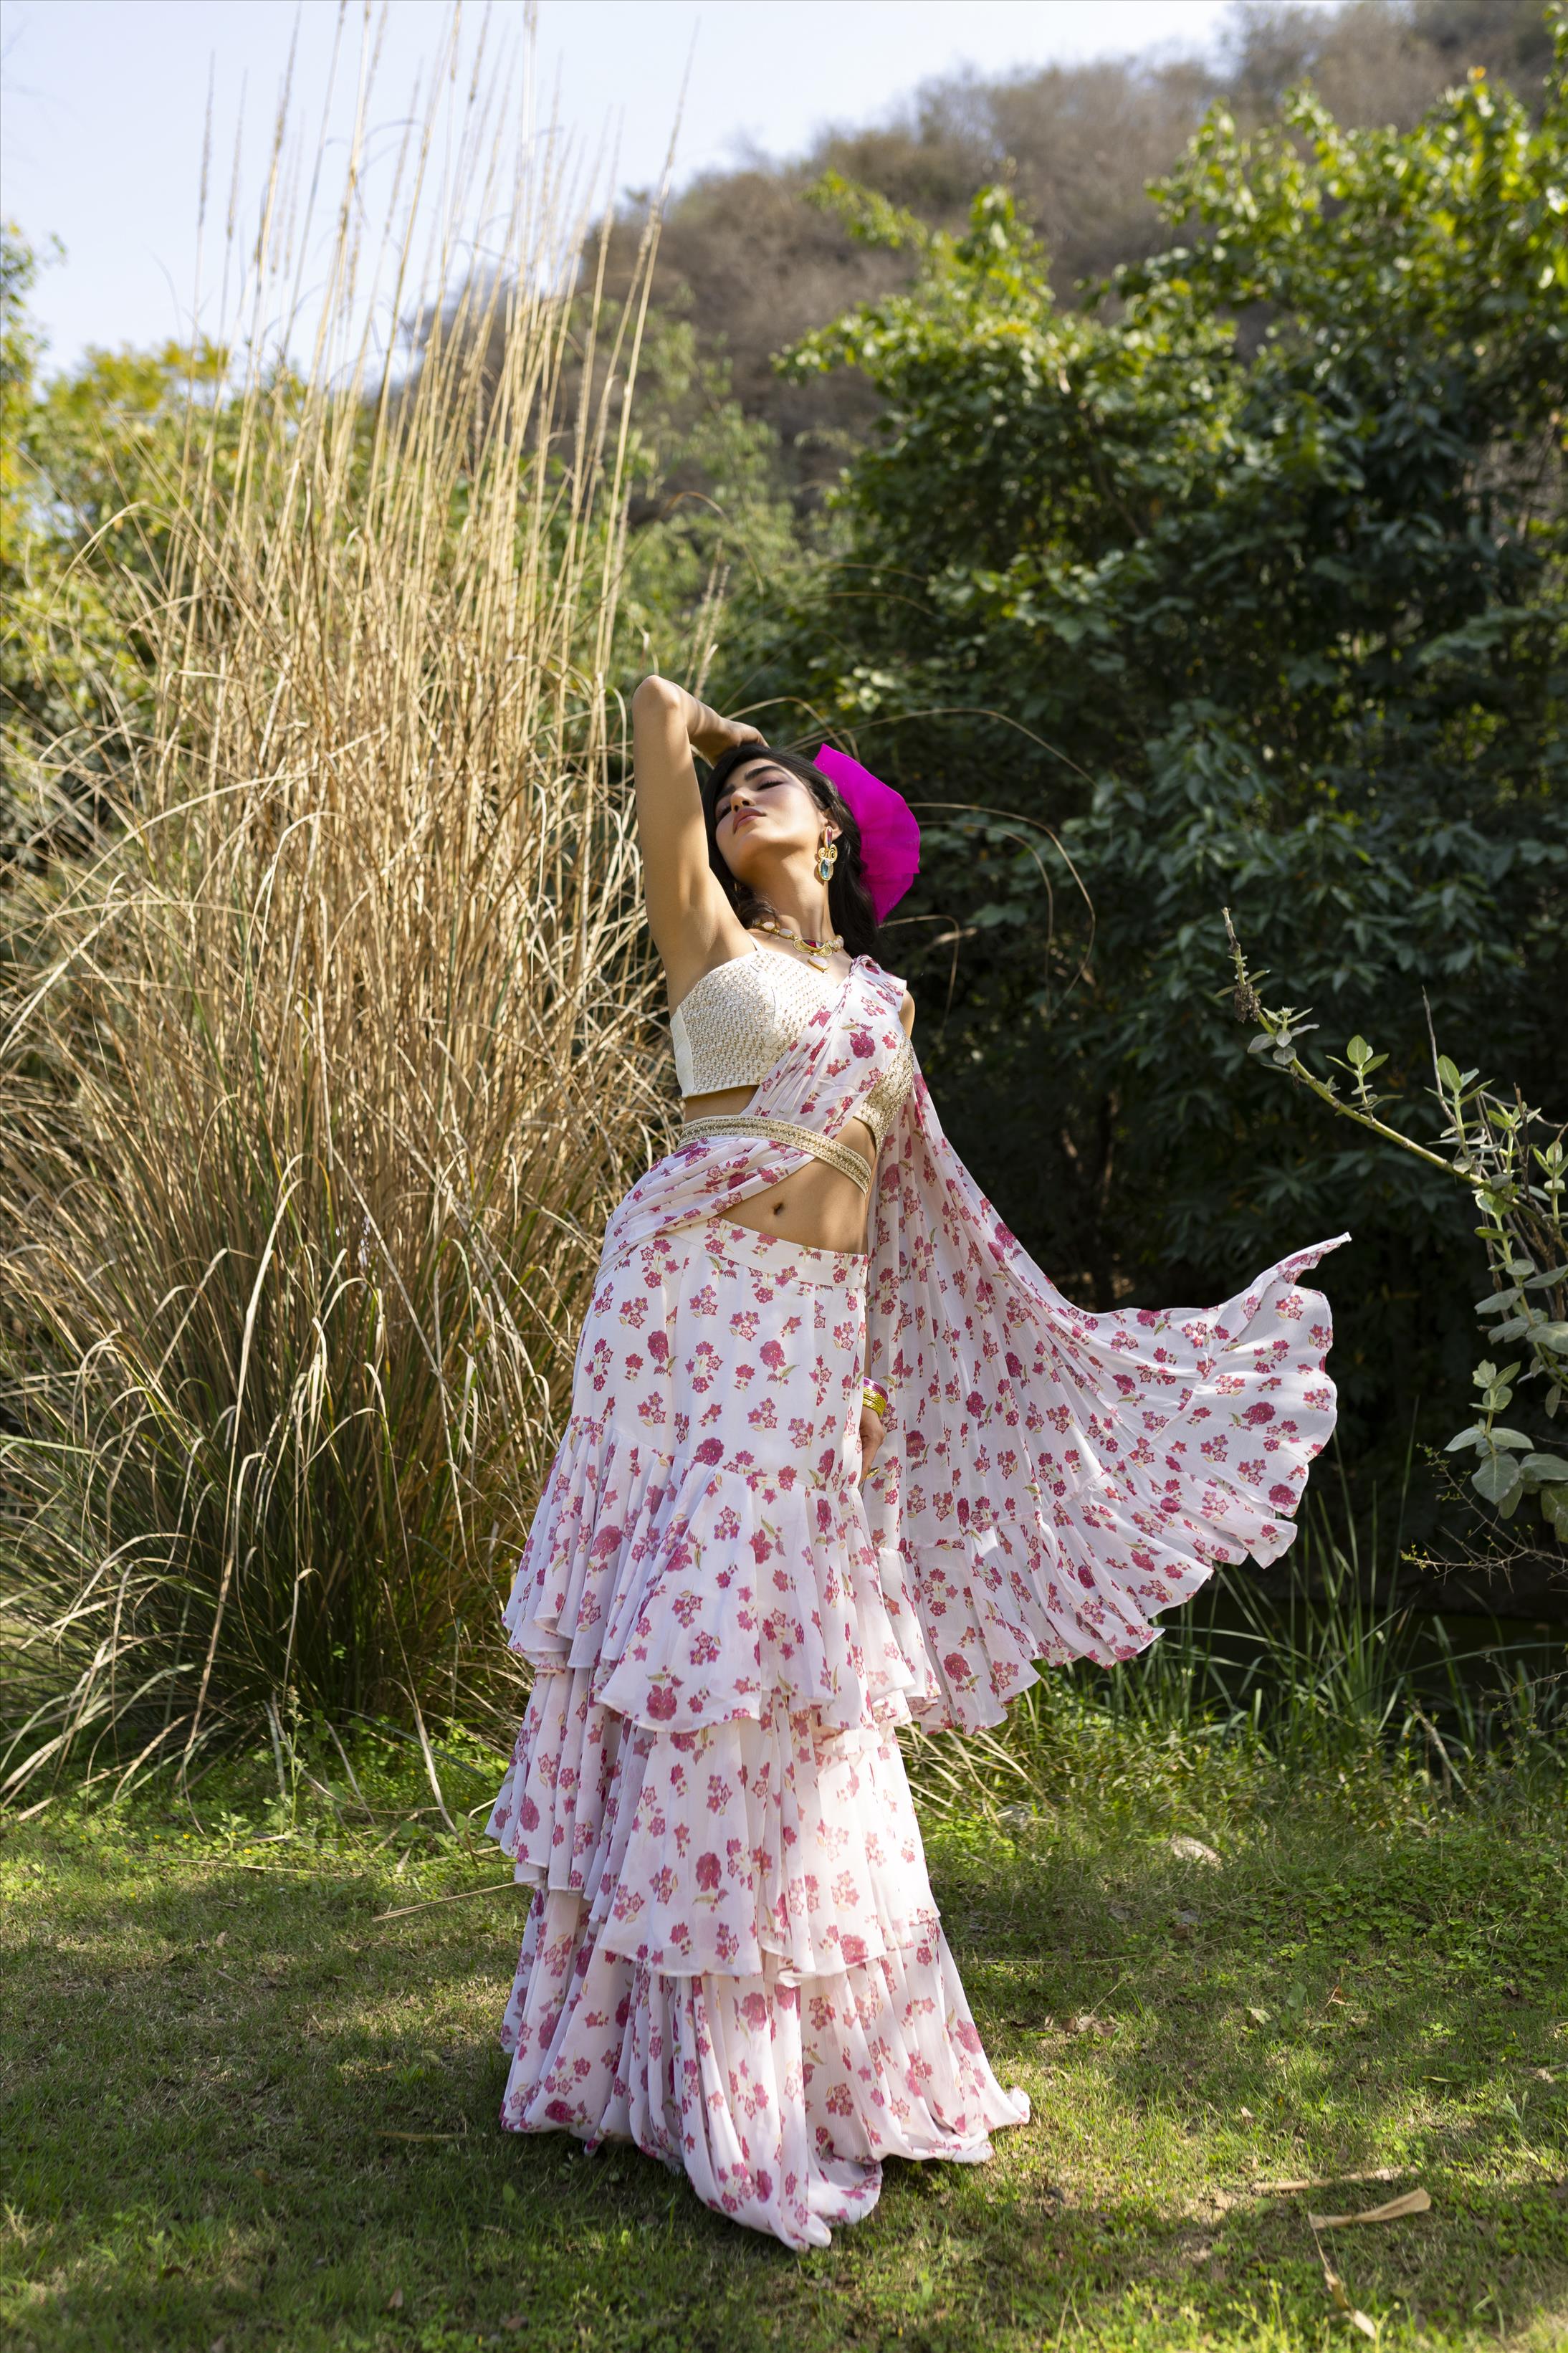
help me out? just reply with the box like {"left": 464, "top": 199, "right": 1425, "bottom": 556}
{"left": 484, "top": 675, "right": 1344, "bottom": 2249}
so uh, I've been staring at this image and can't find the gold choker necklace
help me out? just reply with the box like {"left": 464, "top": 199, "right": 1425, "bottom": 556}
{"left": 756, "top": 917, "right": 843, "bottom": 970}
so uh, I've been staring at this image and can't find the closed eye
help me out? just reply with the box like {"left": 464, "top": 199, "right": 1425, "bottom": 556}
{"left": 716, "top": 773, "right": 788, "bottom": 821}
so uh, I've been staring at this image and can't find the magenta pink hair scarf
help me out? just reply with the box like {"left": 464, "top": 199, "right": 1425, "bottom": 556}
{"left": 813, "top": 744, "right": 920, "bottom": 922}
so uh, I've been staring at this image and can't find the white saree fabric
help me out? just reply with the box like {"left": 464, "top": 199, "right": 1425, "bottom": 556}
{"left": 485, "top": 958, "right": 1345, "bottom": 2246}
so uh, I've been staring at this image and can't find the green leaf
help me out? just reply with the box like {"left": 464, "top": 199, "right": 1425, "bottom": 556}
{"left": 1472, "top": 1455, "right": 1524, "bottom": 1507}
{"left": 1436, "top": 1056, "right": 1463, "bottom": 1090}
{"left": 1531, "top": 1323, "right": 1568, "bottom": 1355}
{"left": 1474, "top": 1289, "right": 1522, "bottom": 1315}
{"left": 1482, "top": 1428, "right": 1534, "bottom": 1450}
{"left": 1518, "top": 1454, "right": 1568, "bottom": 1481}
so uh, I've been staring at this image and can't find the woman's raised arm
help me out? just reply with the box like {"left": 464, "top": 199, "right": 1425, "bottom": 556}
{"left": 630, "top": 675, "right": 762, "bottom": 991}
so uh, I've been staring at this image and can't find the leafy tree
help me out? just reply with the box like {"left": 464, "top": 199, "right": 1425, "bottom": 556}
{"left": 1, "top": 223, "right": 229, "bottom": 868}
{"left": 733, "top": 39, "right": 1567, "bottom": 1481}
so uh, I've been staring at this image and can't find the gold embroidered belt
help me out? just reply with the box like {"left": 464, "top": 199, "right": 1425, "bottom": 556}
{"left": 679, "top": 1114, "right": 872, "bottom": 1194}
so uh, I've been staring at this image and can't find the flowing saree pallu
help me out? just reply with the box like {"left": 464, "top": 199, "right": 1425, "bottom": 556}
{"left": 540, "top": 957, "right": 1345, "bottom": 1733}
{"left": 485, "top": 956, "right": 1346, "bottom": 2248}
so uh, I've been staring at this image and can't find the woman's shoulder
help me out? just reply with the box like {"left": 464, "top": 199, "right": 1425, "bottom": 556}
{"left": 856, "top": 953, "right": 914, "bottom": 1022}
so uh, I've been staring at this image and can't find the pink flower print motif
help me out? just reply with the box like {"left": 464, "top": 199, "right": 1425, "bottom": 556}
{"left": 1242, "top": 1401, "right": 1276, "bottom": 1426}
{"left": 694, "top": 1437, "right": 724, "bottom": 1466}
{"left": 707, "top": 1772, "right": 734, "bottom": 1813}
{"left": 518, "top": 1793, "right": 540, "bottom": 1833}
{"left": 1239, "top": 1457, "right": 1266, "bottom": 1482}
{"left": 942, "top": 1651, "right": 974, "bottom": 1688}
{"left": 1269, "top": 1481, "right": 1296, "bottom": 1509}
{"left": 849, "top": 1028, "right": 876, "bottom": 1059}
{"left": 646, "top": 1331, "right": 669, "bottom": 1367}
{"left": 646, "top": 1683, "right": 679, "bottom": 1722}
{"left": 714, "top": 1922, "right": 739, "bottom": 1962}
{"left": 545, "top": 2097, "right": 575, "bottom": 2124}
{"left": 840, "top": 1932, "right": 868, "bottom": 1967}
{"left": 695, "top": 1851, "right": 722, "bottom": 1891}
{"left": 740, "top": 1991, "right": 769, "bottom": 2030}
{"left": 754, "top": 2168, "right": 773, "bottom": 2202}
{"left": 689, "top": 1631, "right": 720, "bottom": 1666}
{"left": 760, "top": 1338, "right": 787, "bottom": 1376}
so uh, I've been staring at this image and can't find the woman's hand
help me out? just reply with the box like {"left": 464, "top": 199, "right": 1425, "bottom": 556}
{"left": 688, "top": 704, "right": 765, "bottom": 763}
{"left": 859, "top": 1405, "right": 886, "bottom": 1483}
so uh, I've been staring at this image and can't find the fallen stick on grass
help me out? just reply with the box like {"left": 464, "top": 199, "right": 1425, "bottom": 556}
{"left": 1308, "top": 2188, "right": 1431, "bottom": 2228}
{"left": 373, "top": 1881, "right": 521, "bottom": 1922}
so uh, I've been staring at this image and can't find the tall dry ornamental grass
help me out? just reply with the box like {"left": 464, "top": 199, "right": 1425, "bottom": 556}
{"left": 1, "top": 14, "right": 674, "bottom": 1798}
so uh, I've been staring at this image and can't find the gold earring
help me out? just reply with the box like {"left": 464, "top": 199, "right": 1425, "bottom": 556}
{"left": 816, "top": 835, "right": 838, "bottom": 884}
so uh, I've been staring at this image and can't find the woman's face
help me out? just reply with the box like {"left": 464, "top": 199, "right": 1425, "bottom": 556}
{"left": 712, "top": 758, "right": 836, "bottom": 886}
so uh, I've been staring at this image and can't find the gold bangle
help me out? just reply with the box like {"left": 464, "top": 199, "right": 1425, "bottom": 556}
{"left": 861, "top": 1380, "right": 891, "bottom": 1423}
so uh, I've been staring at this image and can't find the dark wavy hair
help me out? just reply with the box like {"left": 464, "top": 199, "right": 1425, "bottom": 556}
{"left": 700, "top": 744, "right": 881, "bottom": 960}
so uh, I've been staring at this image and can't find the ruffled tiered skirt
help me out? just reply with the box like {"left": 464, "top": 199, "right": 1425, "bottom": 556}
{"left": 485, "top": 1217, "right": 1028, "bottom": 2248}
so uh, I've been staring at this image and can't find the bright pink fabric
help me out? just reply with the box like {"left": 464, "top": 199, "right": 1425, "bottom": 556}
{"left": 812, "top": 743, "right": 922, "bottom": 919}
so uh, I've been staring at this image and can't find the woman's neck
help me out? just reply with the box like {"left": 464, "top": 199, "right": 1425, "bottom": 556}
{"left": 752, "top": 861, "right": 836, "bottom": 944}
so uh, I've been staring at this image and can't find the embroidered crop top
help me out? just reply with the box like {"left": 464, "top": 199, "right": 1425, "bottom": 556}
{"left": 670, "top": 945, "right": 914, "bottom": 1148}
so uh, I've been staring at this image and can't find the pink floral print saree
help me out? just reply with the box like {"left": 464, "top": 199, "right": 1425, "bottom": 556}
{"left": 485, "top": 958, "right": 1344, "bottom": 2247}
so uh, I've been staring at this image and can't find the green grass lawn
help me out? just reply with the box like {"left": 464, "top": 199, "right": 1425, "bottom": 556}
{"left": 2, "top": 1737, "right": 1564, "bottom": 2352}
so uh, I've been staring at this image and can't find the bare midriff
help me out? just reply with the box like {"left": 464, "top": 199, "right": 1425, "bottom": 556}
{"left": 682, "top": 1084, "right": 875, "bottom": 1254}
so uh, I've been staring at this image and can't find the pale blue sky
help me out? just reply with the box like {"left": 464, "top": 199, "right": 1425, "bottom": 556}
{"left": 1, "top": 1, "right": 1324, "bottom": 373}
